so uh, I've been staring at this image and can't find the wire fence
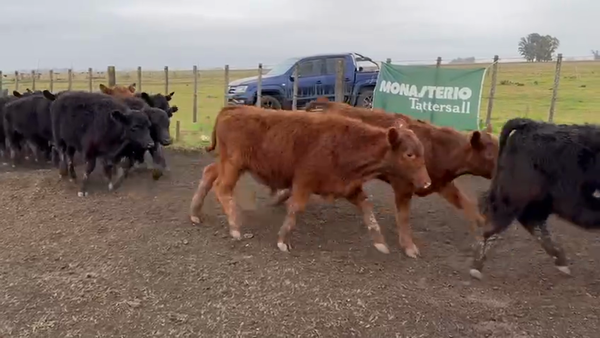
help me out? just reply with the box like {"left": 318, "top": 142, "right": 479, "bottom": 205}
{"left": 1, "top": 55, "right": 599, "bottom": 148}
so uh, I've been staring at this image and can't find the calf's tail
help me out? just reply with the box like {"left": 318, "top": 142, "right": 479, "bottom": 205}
{"left": 204, "top": 106, "right": 237, "bottom": 152}
{"left": 498, "top": 118, "right": 533, "bottom": 156}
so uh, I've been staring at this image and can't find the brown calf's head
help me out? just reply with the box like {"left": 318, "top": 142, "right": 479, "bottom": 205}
{"left": 386, "top": 122, "right": 431, "bottom": 190}
{"left": 99, "top": 83, "right": 136, "bottom": 98}
{"left": 466, "top": 123, "right": 498, "bottom": 179}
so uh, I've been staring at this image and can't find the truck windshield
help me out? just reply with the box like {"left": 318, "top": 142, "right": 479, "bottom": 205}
{"left": 266, "top": 57, "right": 300, "bottom": 76}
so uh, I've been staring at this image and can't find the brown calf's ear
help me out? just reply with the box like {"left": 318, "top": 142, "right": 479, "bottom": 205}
{"left": 387, "top": 127, "right": 401, "bottom": 148}
{"left": 470, "top": 131, "right": 483, "bottom": 149}
{"left": 99, "top": 84, "right": 111, "bottom": 94}
{"left": 26, "top": 88, "right": 32, "bottom": 93}
{"left": 128, "top": 83, "right": 136, "bottom": 93}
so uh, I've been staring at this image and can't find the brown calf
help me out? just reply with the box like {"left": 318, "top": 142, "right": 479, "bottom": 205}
{"left": 190, "top": 105, "right": 431, "bottom": 253}
{"left": 99, "top": 83, "right": 136, "bottom": 98}
{"left": 280, "top": 98, "right": 498, "bottom": 258}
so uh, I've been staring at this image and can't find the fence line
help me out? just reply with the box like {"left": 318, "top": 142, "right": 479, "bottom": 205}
{"left": 1, "top": 55, "right": 597, "bottom": 145}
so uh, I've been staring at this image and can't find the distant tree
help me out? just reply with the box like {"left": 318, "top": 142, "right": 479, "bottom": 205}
{"left": 449, "top": 57, "right": 476, "bottom": 64}
{"left": 593, "top": 50, "right": 600, "bottom": 60}
{"left": 518, "top": 33, "right": 560, "bottom": 62}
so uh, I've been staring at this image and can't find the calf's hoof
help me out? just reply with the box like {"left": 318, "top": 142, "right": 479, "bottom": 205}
{"left": 190, "top": 215, "right": 202, "bottom": 224}
{"left": 469, "top": 268, "right": 483, "bottom": 280}
{"left": 77, "top": 191, "right": 89, "bottom": 197}
{"left": 230, "top": 230, "right": 241, "bottom": 240}
{"left": 374, "top": 243, "right": 390, "bottom": 254}
{"left": 277, "top": 242, "right": 292, "bottom": 252}
{"left": 556, "top": 265, "right": 571, "bottom": 276}
{"left": 403, "top": 244, "right": 420, "bottom": 258}
{"left": 151, "top": 169, "right": 163, "bottom": 181}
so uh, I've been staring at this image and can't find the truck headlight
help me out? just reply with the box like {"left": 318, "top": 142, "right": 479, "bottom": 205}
{"left": 234, "top": 86, "right": 248, "bottom": 94}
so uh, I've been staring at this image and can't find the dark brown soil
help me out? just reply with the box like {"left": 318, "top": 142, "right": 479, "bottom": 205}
{"left": 0, "top": 150, "right": 598, "bottom": 338}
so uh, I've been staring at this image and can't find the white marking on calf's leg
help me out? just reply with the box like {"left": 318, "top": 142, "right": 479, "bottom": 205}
{"left": 556, "top": 266, "right": 571, "bottom": 275}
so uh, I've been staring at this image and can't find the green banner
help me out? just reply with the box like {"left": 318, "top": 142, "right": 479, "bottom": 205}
{"left": 372, "top": 63, "right": 488, "bottom": 131}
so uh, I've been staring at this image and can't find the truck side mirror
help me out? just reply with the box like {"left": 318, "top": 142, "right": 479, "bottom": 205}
{"left": 289, "top": 75, "right": 295, "bottom": 82}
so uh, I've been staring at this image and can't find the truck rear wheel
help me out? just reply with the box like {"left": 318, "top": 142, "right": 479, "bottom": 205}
{"left": 357, "top": 89, "right": 374, "bottom": 108}
{"left": 258, "top": 95, "right": 282, "bottom": 110}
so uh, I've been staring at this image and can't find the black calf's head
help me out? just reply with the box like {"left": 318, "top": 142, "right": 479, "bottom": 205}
{"left": 139, "top": 92, "right": 178, "bottom": 118}
{"left": 145, "top": 107, "right": 172, "bottom": 146}
{"left": 112, "top": 110, "right": 154, "bottom": 150}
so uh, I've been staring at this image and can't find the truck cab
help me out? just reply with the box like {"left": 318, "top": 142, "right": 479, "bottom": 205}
{"left": 227, "top": 52, "right": 379, "bottom": 110}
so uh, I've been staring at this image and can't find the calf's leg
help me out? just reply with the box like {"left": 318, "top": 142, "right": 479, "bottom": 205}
{"left": 524, "top": 222, "right": 570, "bottom": 275}
{"left": 438, "top": 182, "right": 485, "bottom": 240}
{"left": 66, "top": 147, "right": 77, "bottom": 181}
{"left": 277, "top": 187, "right": 310, "bottom": 252}
{"left": 392, "top": 187, "right": 420, "bottom": 258}
{"left": 78, "top": 155, "right": 96, "bottom": 197}
{"left": 213, "top": 161, "right": 243, "bottom": 239}
{"left": 270, "top": 189, "right": 291, "bottom": 206}
{"left": 347, "top": 188, "right": 390, "bottom": 254}
{"left": 149, "top": 145, "right": 166, "bottom": 180}
{"left": 190, "top": 163, "right": 219, "bottom": 224}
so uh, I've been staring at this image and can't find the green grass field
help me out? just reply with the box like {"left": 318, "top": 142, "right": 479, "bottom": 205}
{"left": 2, "top": 61, "right": 600, "bottom": 148}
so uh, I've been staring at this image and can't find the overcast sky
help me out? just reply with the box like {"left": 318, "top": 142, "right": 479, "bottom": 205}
{"left": 1, "top": 0, "right": 596, "bottom": 71}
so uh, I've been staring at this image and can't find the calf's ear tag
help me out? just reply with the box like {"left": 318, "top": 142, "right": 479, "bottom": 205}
{"left": 593, "top": 189, "right": 600, "bottom": 199}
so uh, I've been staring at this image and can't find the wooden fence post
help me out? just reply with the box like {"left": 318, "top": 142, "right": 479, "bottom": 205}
{"left": 31, "top": 70, "right": 36, "bottom": 91}
{"left": 49, "top": 70, "right": 54, "bottom": 92}
{"left": 175, "top": 120, "right": 181, "bottom": 142}
{"left": 436, "top": 57, "right": 442, "bottom": 67}
{"left": 335, "top": 59, "right": 344, "bottom": 102}
{"left": 88, "top": 68, "right": 93, "bottom": 92}
{"left": 548, "top": 53, "right": 563, "bottom": 123}
{"left": 14, "top": 71, "right": 19, "bottom": 91}
{"left": 223, "top": 65, "right": 230, "bottom": 107}
{"left": 137, "top": 66, "right": 142, "bottom": 92}
{"left": 485, "top": 55, "right": 499, "bottom": 127}
{"left": 67, "top": 69, "right": 73, "bottom": 91}
{"left": 164, "top": 66, "right": 169, "bottom": 94}
{"left": 0, "top": 71, "right": 3, "bottom": 94}
{"left": 107, "top": 66, "right": 116, "bottom": 86}
{"left": 256, "top": 63, "right": 263, "bottom": 107}
{"left": 193, "top": 65, "right": 198, "bottom": 123}
{"left": 292, "top": 63, "right": 299, "bottom": 110}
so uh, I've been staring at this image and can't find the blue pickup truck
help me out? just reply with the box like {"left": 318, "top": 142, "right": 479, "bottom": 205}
{"left": 227, "top": 52, "right": 380, "bottom": 110}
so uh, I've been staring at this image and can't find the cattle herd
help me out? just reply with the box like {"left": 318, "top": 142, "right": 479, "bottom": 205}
{"left": 0, "top": 83, "right": 178, "bottom": 196}
{"left": 1, "top": 88, "right": 599, "bottom": 283}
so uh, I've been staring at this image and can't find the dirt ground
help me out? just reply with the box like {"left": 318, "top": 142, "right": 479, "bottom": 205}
{"left": 0, "top": 150, "right": 598, "bottom": 338}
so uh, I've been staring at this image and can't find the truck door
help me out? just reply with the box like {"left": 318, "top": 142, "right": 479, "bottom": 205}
{"left": 294, "top": 57, "right": 326, "bottom": 108}
{"left": 322, "top": 56, "right": 354, "bottom": 103}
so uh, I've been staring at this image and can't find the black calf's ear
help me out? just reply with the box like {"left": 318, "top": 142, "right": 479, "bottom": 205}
{"left": 140, "top": 92, "right": 154, "bottom": 107}
{"left": 12, "top": 90, "right": 22, "bottom": 98}
{"left": 111, "top": 110, "right": 130, "bottom": 125}
{"left": 43, "top": 90, "right": 56, "bottom": 101}
{"left": 166, "top": 91, "right": 175, "bottom": 101}
{"left": 171, "top": 105, "right": 179, "bottom": 113}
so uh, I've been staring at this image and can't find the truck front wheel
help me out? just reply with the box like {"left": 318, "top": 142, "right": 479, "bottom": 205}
{"left": 357, "top": 89, "right": 374, "bottom": 108}
{"left": 258, "top": 95, "right": 282, "bottom": 110}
